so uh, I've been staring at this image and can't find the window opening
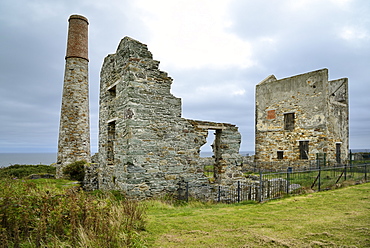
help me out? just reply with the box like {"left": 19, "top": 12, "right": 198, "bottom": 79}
{"left": 200, "top": 130, "right": 215, "bottom": 157}
{"left": 336, "top": 143, "right": 341, "bottom": 164}
{"left": 213, "top": 129, "right": 222, "bottom": 161}
{"left": 107, "top": 121, "right": 116, "bottom": 165}
{"left": 277, "top": 151, "right": 284, "bottom": 159}
{"left": 299, "top": 141, "right": 309, "bottom": 160}
{"left": 201, "top": 129, "right": 222, "bottom": 182}
{"left": 284, "top": 113, "right": 295, "bottom": 131}
{"left": 108, "top": 85, "right": 116, "bottom": 98}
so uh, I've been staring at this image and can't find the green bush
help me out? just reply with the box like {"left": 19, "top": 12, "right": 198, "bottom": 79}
{"left": 0, "top": 164, "right": 56, "bottom": 179}
{"left": 63, "top": 160, "right": 86, "bottom": 181}
{"left": 0, "top": 178, "right": 147, "bottom": 247}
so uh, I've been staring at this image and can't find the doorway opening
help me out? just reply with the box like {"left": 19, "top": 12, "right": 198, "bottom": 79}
{"left": 336, "top": 143, "right": 341, "bottom": 164}
{"left": 200, "top": 130, "right": 216, "bottom": 157}
{"left": 201, "top": 129, "right": 222, "bottom": 181}
{"left": 107, "top": 121, "right": 116, "bottom": 165}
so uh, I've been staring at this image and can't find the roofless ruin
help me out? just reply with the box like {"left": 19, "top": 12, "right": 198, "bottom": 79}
{"left": 57, "top": 15, "right": 349, "bottom": 199}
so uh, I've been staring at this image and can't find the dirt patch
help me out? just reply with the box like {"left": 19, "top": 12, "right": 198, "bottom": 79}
{"left": 161, "top": 234, "right": 184, "bottom": 243}
{"left": 309, "top": 240, "right": 336, "bottom": 247}
{"left": 185, "top": 230, "right": 210, "bottom": 235}
{"left": 252, "top": 232, "right": 297, "bottom": 247}
{"left": 306, "top": 232, "right": 334, "bottom": 237}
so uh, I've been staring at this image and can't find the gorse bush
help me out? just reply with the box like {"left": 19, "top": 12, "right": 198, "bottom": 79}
{"left": 0, "top": 164, "right": 56, "bottom": 179}
{"left": 62, "top": 160, "right": 86, "bottom": 181}
{"left": 0, "top": 179, "right": 147, "bottom": 248}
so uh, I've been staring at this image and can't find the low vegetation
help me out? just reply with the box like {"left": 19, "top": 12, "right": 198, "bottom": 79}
{"left": 0, "top": 178, "right": 146, "bottom": 248}
{"left": 1, "top": 164, "right": 369, "bottom": 247}
{"left": 144, "top": 183, "right": 370, "bottom": 247}
{"left": 62, "top": 160, "right": 86, "bottom": 181}
{"left": 0, "top": 164, "right": 56, "bottom": 179}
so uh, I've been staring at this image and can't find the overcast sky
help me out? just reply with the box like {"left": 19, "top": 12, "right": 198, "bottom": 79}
{"left": 0, "top": 0, "right": 369, "bottom": 154}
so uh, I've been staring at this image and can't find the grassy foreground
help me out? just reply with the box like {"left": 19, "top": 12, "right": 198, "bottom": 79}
{"left": 1, "top": 165, "right": 369, "bottom": 247}
{"left": 0, "top": 178, "right": 146, "bottom": 248}
{"left": 144, "top": 183, "right": 370, "bottom": 247}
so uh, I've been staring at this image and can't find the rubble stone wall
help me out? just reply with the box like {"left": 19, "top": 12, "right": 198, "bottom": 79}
{"left": 255, "top": 69, "right": 349, "bottom": 168}
{"left": 93, "top": 37, "right": 242, "bottom": 198}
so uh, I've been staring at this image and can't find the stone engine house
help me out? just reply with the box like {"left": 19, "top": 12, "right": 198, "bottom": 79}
{"left": 95, "top": 37, "right": 242, "bottom": 198}
{"left": 255, "top": 69, "right": 349, "bottom": 167}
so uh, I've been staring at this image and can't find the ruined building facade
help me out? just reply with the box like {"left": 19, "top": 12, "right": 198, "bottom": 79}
{"left": 57, "top": 15, "right": 350, "bottom": 197}
{"left": 57, "top": 15, "right": 91, "bottom": 177}
{"left": 94, "top": 37, "right": 242, "bottom": 198}
{"left": 255, "top": 69, "right": 349, "bottom": 167}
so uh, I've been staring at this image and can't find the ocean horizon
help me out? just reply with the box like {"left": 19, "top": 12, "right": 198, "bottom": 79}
{"left": 0, "top": 153, "right": 57, "bottom": 167}
{"left": 0, "top": 151, "right": 255, "bottom": 167}
{"left": 1, "top": 149, "right": 368, "bottom": 168}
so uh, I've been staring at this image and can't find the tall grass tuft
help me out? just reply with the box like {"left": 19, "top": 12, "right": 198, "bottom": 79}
{"left": 0, "top": 179, "right": 146, "bottom": 248}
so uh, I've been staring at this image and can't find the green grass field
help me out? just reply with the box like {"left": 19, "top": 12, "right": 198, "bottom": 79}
{"left": 1, "top": 164, "right": 369, "bottom": 247}
{"left": 144, "top": 183, "right": 370, "bottom": 247}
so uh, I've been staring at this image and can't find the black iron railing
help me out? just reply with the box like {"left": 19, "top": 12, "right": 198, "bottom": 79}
{"left": 179, "top": 163, "right": 369, "bottom": 203}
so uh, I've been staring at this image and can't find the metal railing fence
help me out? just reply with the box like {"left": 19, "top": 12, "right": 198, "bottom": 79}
{"left": 179, "top": 163, "right": 369, "bottom": 203}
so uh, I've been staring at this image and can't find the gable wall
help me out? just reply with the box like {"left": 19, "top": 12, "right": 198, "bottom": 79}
{"left": 255, "top": 69, "right": 348, "bottom": 167}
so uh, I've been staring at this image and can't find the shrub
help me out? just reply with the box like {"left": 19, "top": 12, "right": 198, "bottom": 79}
{"left": 63, "top": 160, "right": 86, "bottom": 181}
{"left": 0, "top": 178, "right": 147, "bottom": 247}
{"left": 0, "top": 164, "right": 56, "bottom": 179}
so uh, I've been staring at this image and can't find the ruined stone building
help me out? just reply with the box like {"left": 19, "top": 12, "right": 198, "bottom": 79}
{"left": 57, "top": 15, "right": 350, "bottom": 199}
{"left": 255, "top": 69, "right": 349, "bottom": 167}
{"left": 57, "top": 15, "right": 91, "bottom": 177}
{"left": 56, "top": 15, "right": 242, "bottom": 198}
{"left": 95, "top": 37, "right": 242, "bottom": 197}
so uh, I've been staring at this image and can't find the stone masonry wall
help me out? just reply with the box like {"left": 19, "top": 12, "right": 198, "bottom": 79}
{"left": 95, "top": 37, "right": 242, "bottom": 198}
{"left": 327, "top": 78, "right": 349, "bottom": 163}
{"left": 57, "top": 58, "right": 90, "bottom": 164}
{"left": 255, "top": 69, "right": 348, "bottom": 168}
{"left": 188, "top": 120, "right": 243, "bottom": 185}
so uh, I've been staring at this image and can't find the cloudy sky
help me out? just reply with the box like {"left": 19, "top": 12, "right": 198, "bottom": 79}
{"left": 0, "top": 0, "right": 369, "bottom": 154}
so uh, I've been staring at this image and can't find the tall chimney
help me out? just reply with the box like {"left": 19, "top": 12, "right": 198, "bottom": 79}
{"left": 57, "top": 15, "right": 90, "bottom": 178}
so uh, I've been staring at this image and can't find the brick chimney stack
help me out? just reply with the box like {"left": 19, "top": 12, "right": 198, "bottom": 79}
{"left": 57, "top": 14, "right": 90, "bottom": 178}
{"left": 65, "top": 15, "right": 89, "bottom": 60}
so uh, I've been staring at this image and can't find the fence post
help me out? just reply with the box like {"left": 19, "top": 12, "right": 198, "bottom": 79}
{"left": 287, "top": 167, "right": 292, "bottom": 194}
{"left": 218, "top": 185, "right": 221, "bottom": 202}
{"left": 237, "top": 181, "right": 241, "bottom": 203}
{"left": 185, "top": 182, "right": 189, "bottom": 202}
{"left": 318, "top": 165, "right": 321, "bottom": 192}
{"left": 344, "top": 163, "right": 347, "bottom": 181}
{"left": 365, "top": 164, "right": 367, "bottom": 182}
{"left": 259, "top": 171, "right": 263, "bottom": 202}
{"left": 350, "top": 149, "right": 353, "bottom": 172}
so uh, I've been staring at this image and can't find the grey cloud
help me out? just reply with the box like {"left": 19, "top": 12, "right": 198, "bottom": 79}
{"left": 0, "top": 0, "right": 369, "bottom": 154}
{"left": 227, "top": 1, "right": 370, "bottom": 150}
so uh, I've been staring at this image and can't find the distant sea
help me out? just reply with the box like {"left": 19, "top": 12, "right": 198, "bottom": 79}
{"left": 350, "top": 149, "right": 370, "bottom": 153}
{"left": 1, "top": 149, "right": 367, "bottom": 167}
{"left": 200, "top": 151, "right": 255, "bottom": 158}
{"left": 0, "top": 153, "right": 57, "bottom": 167}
